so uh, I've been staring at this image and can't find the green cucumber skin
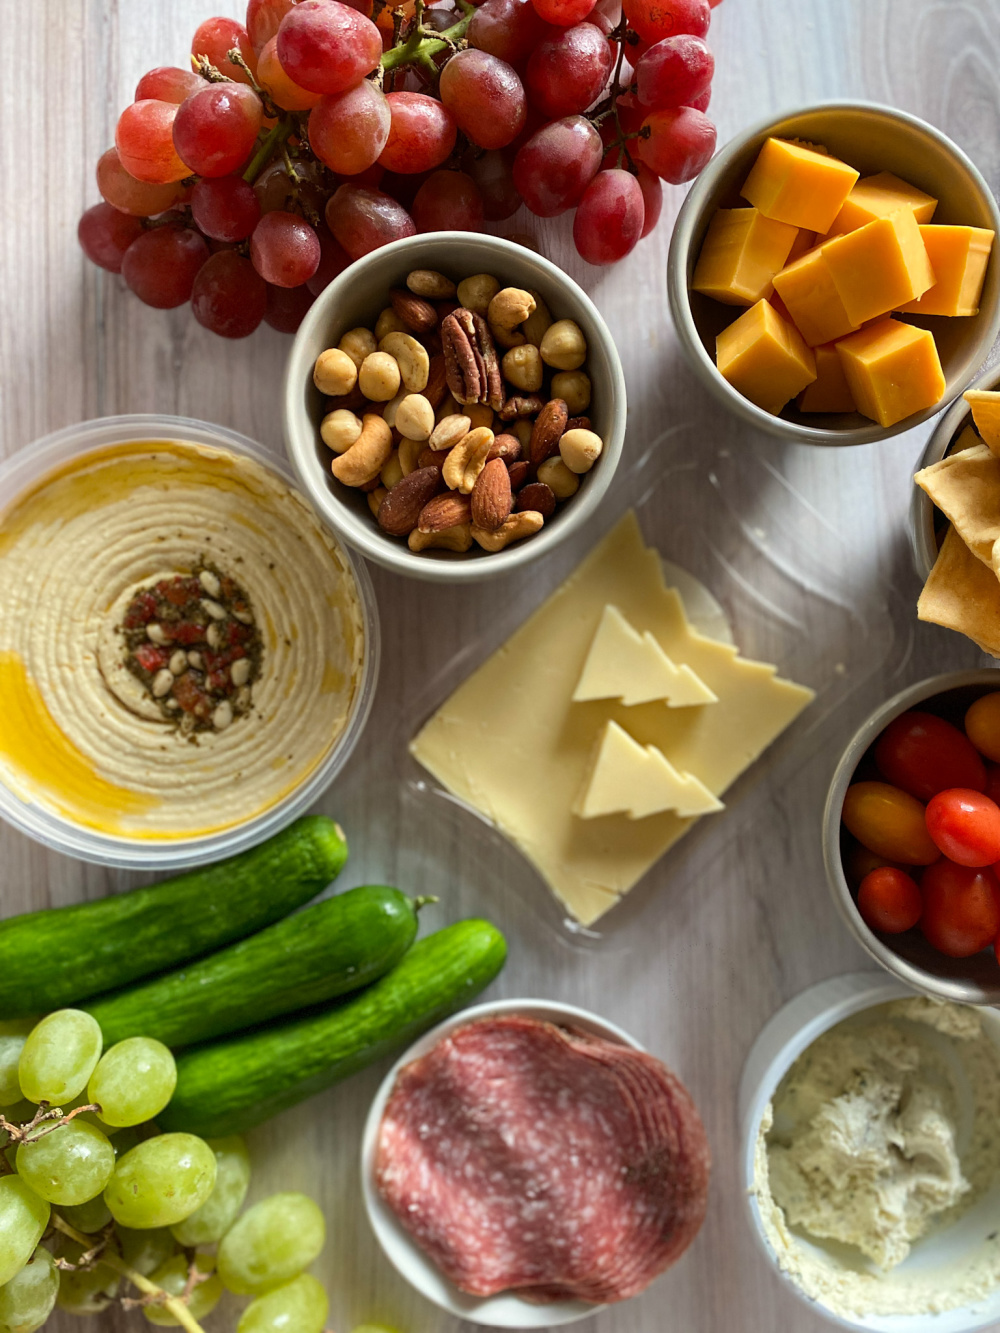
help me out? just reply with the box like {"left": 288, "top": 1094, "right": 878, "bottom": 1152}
{"left": 85, "top": 885, "right": 418, "bottom": 1049}
{"left": 159, "top": 919, "right": 507, "bottom": 1138}
{"left": 0, "top": 817, "right": 348, "bottom": 1018}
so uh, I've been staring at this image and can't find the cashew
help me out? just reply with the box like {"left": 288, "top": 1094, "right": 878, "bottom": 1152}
{"left": 489, "top": 319, "right": 525, "bottom": 350}
{"left": 359, "top": 351, "right": 401, "bottom": 402}
{"left": 407, "top": 268, "right": 456, "bottom": 299}
{"left": 522, "top": 291, "right": 552, "bottom": 347}
{"left": 511, "top": 419, "right": 534, "bottom": 451}
{"left": 429, "top": 414, "right": 472, "bottom": 451}
{"left": 442, "top": 427, "right": 494, "bottom": 494}
{"left": 456, "top": 273, "right": 500, "bottom": 313}
{"left": 502, "top": 345, "right": 543, "bottom": 393}
{"left": 395, "top": 394, "right": 435, "bottom": 441}
{"left": 313, "top": 347, "right": 358, "bottom": 397}
{"left": 471, "top": 510, "right": 544, "bottom": 551}
{"left": 559, "top": 427, "right": 604, "bottom": 474}
{"left": 398, "top": 437, "right": 424, "bottom": 477}
{"left": 537, "top": 455, "right": 580, "bottom": 498}
{"left": 331, "top": 414, "right": 394, "bottom": 487}
{"left": 378, "top": 332, "right": 430, "bottom": 393}
{"left": 488, "top": 287, "right": 536, "bottom": 330}
{"left": 540, "top": 319, "right": 588, "bottom": 371}
{"left": 380, "top": 449, "right": 404, "bottom": 490}
{"left": 320, "top": 408, "right": 363, "bottom": 454}
{"left": 375, "top": 306, "right": 407, "bottom": 340}
{"left": 337, "top": 327, "right": 377, "bottom": 370}
{"left": 408, "top": 523, "right": 473, "bottom": 553}
{"left": 551, "top": 370, "right": 591, "bottom": 415}
{"left": 367, "top": 486, "right": 388, "bottom": 518}
{"left": 466, "top": 403, "right": 494, "bottom": 431}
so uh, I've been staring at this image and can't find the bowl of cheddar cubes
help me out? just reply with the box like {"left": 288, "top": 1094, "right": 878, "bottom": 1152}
{"left": 668, "top": 101, "right": 1000, "bottom": 445}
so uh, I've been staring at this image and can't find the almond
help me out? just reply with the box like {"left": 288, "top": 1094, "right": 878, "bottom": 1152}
{"left": 471, "top": 458, "right": 513, "bottom": 532}
{"left": 515, "top": 481, "right": 555, "bottom": 519}
{"left": 418, "top": 491, "right": 473, "bottom": 533}
{"left": 377, "top": 466, "right": 443, "bottom": 536}
{"left": 529, "top": 397, "right": 569, "bottom": 468}
{"left": 390, "top": 287, "right": 438, "bottom": 333}
{"left": 487, "top": 433, "right": 522, "bottom": 464}
{"left": 508, "top": 460, "right": 531, "bottom": 491}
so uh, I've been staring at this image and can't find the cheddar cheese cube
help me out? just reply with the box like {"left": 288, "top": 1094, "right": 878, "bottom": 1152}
{"left": 798, "top": 343, "right": 857, "bottom": 413}
{"left": 740, "top": 138, "right": 859, "bottom": 233}
{"left": 828, "top": 171, "right": 938, "bottom": 235}
{"left": 964, "top": 390, "right": 1000, "bottom": 456}
{"left": 716, "top": 299, "right": 817, "bottom": 415}
{"left": 772, "top": 244, "right": 858, "bottom": 347}
{"left": 691, "top": 208, "right": 799, "bottom": 306}
{"left": 897, "top": 225, "right": 994, "bottom": 317}
{"left": 823, "top": 209, "right": 935, "bottom": 325}
{"left": 786, "top": 228, "right": 817, "bottom": 264}
{"left": 836, "top": 318, "right": 945, "bottom": 427}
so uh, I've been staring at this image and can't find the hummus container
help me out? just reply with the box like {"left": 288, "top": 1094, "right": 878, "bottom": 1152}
{"left": 668, "top": 101, "right": 1000, "bottom": 446}
{"left": 739, "top": 973, "right": 1000, "bottom": 1331}
{"left": 0, "top": 414, "right": 379, "bottom": 869}
{"left": 823, "top": 671, "right": 1000, "bottom": 1005}
{"left": 284, "top": 233, "right": 627, "bottom": 582}
{"left": 361, "top": 998, "right": 643, "bottom": 1327}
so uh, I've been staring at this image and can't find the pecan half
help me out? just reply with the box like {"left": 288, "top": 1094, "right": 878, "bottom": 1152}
{"left": 472, "top": 311, "right": 505, "bottom": 412}
{"left": 498, "top": 394, "right": 545, "bottom": 421}
{"left": 441, "top": 308, "right": 504, "bottom": 411}
{"left": 377, "top": 466, "right": 444, "bottom": 536}
{"left": 529, "top": 398, "right": 569, "bottom": 469}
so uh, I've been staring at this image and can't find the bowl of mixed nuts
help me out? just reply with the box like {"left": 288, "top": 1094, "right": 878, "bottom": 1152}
{"left": 283, "top": 233, "right": 627, "bottom": 581}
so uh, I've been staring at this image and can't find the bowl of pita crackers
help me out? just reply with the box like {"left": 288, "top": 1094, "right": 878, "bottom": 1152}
{"left": 913, "top": 366, "right": 1000, "bottom": 655}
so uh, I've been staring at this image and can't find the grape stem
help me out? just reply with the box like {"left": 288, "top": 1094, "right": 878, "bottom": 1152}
{"left": 227, "top": 48, "right": 283, "bottom": 121}
{"left": 380, "top": 0, "right": 476, "bottom": 73}
{"left": 243, "top": 118, "right": 295, "bottom": 184}
{"left": 0, "top": 1101, "right": 103, "bottom": 1145}
{"left": 587, "top": 17, "right": 640, "bottom": 173}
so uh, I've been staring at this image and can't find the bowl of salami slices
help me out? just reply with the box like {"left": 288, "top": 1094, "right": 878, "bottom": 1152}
{"left": 360, "top": 998, "right": 711, "bottom": 1326}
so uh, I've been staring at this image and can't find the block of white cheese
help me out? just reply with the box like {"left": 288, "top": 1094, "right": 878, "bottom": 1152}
{"left": 573, "top": 604, "right": 718, "bottom": 707}
{"left": 576, "top": 721, "right": 724, "bottom": 819}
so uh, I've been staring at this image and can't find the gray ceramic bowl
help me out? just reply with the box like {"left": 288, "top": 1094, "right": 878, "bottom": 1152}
{"left": 823, "top": 670, "right": 1000, "bottom": 1005}
{"left": 668, "top": 101, "right": 1000, "bottom": 446}
{"left": 910, "top": 361, "right": 1000, "bottom": 580}
{"left": 283, "top": 233, "right": 627, "bottom": 582}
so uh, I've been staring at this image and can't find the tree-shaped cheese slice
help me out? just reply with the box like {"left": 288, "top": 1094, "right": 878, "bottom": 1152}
{"left": 575, "top": 721, "right": 724, "bottom": 820}
{"left": 573, "top": 604, "right": 717, "bottom": 707}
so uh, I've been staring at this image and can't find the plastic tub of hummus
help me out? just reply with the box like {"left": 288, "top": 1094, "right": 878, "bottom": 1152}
{"left": 0, "top": 415, "right": 378, "bottom": 868}
{"left": 739, "top": 973, "right": 1000, "bottom": 1331}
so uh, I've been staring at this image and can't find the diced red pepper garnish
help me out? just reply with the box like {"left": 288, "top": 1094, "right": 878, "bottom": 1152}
{"left": 133, "top": 643, "right": 169, "bottom": 673}
{"left": 122, "top": 591, "right": 158, "bottom": 628}
{"left": 172, "top": 620, "right": 208, "bottom": 645}
{"left": 173, "top": 672, "right": 210, "bottom": 716}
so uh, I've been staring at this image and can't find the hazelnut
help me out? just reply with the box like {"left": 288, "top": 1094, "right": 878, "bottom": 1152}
{"left": 456, "top": 273, "right": 500, "bottom": 313}
{"left": 337, "top": 327, "right": 377, "bottom": 370}
{"left": 395, "top": 393, "right": 436, "bottom": 441}
{"left": 537, "top": 456, "right": 580, "bottom": 498}
{"left": 551, "top": 370, "right": 591, "bottom": 415}
{"left": 488, "top": 287, "right": 536, "bottom": 329}
{"left": 540, "top": 319, "right": 587, "bottom": 371}
{"left": 501, "top": 344, "right": 543, "bottom": 394}
{"left": 559, "top": 427, "right": 603, "bottom": 474}
{"left": 375, "top": 306, "right": 408, "bottom": 340}
{"left": 359, "top": 351, "right": 402, "bottom": 402}
{"left": 320, "top": 408, "right": 363, "bottom": 454}
{"left": 313, "top": 347, "right": 358, "bottom": 397}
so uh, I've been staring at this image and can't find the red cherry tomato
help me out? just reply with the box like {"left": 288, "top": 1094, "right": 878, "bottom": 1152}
{"left": 857, "top": 867, "right": 923, "bottom": 934}
{"left": 920, "top": 860, "right": 1000, "bottom": 956}
{"left": 841, "top": 782, "right": 940, "bottom": 866}
{"left": 925, "top": 788, "right": 1000, "bottom": 866}
{"left": 874, "top": 710, "right": 986, "bottom": 801}
{"left": 965, "top": 692, "right": 1000, "bottom": 763}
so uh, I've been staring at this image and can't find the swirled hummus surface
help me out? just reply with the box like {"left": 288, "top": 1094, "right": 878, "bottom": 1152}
{"left": 0, "top": 440, "right": 364, "bottom": 838}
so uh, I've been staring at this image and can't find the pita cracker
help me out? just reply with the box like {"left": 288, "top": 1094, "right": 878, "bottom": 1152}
{"left": 964, "top": 390, "right": 1000, "bottom": 457}
{"left": 914, "top": 441, "right": 1000, "bottom": 564}
{"left": 918, "top": 525, "right": 1000, "bottom": 656}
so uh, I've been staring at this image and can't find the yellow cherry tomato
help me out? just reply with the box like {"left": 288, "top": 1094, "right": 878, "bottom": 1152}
{"left": 842, "top": 781, "right": 940, "bottom": 865}
{"left": 966, "top": 692, "right": 1000, "bottom": 763}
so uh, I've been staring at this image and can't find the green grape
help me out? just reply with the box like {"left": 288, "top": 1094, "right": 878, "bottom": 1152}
{"left": 0, "top": 1246, "right": 58, "bottom": 1333}
{"left": 116, "top": 1227, "right": 176, "bottom": 1278}
{"left": 104, "top": 1133, "right": 216, "bottom": 1229}
{"left": 0, "top": 1177, "right": 49, "bottom": 1286}
{"left": 237, "top": 1274, "right": 329, "bottom": 1333}
{"left": 143, "top": 1254, "right": 222, "bottom": 1327}
{"left": 171, "top": 1135, "right": 250, "bottom": 1246}
{"left": 58, "top": 1195, "right": 112, "bottom": 1235}
{"left": 0, "top": 1038, "right": 26, "bottom": 1108}
{"left": 218, "top": 1193, "right": 325, "bottom": 1295}
{"left": 55, "top": 1242, "right": 118, "bottom": 1314}
{"left": 17, "top": 1120, "right": 115, "bottom": 1205}
{"left": 18, "top": 1011, "right": 102, "bottom": 1106}
{"left": 88, "top": 1039, "right": 177, "bottom": 1129}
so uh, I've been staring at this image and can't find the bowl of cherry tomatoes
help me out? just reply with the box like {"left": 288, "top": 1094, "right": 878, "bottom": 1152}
{"left": 824, "top": 670, "right": 1000, "bottom": 1004}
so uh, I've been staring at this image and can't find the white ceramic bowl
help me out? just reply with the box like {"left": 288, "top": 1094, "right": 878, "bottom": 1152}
{"left": 0, "top": 414, "right": 379, "bottom": 869}
{"left": 283, "top": 233, "right": 627, "bottom": 582}
{"left": 739, "top": 972, "right": 1000, "bottom": 1332}
{"left": 668, "top": 101, "right": 1000, "bottom": 446}
{"left": 361, "top": 997, "right": 643, "bottom": 1327}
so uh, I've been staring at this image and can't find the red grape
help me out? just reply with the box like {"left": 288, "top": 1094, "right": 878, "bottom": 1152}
{"left": 621, "top": 0, "right": 709, "bottom": 46}
{"left": 462, "top": 148, "right": 521, "bottom": 220}
{"left": 97, "top": 147, "right": 184, "bottom": 216}
{"left": 247, "top": 0, "right": 297, "bottom": 53}
{"left": 250, "top": 210, "right": 321, "bottom": 286}
{"left": 264, "top": 281, "right": 315, "bottom": 332}
{"left": 637, "top": 105, "right": 716, "bottom": 182}
{"left": 276, "top": 0, "right": 382, "bottom": 94}
{"left": 468, "top": 0, "right": 555, "bottom": 62}
{"left": 257, "top": 35, "right": 321, "bottom": 109}
{"left": 439, "top": 50, "right": 526, "bottom": 150}
{"left": 254, "top": 158, "right": 328, "bottom": 216}
{"left": 412, "top": 170, "right": 484, "bottom": 232}
{"left": 635, "top": 35, "right": 714, "bottom": 109}
{"left": 309, "top": 82, "right": 391, "bottom": 175}
{"left": 78, "top": 204, "right": 145, "bottom": 273}
{"left": 573, "top": 168, "right": 644, "bottom": 263}
{"left": 525, "top": 24, "right": 613, "bottom": 118}
{"left": 191, "top": 17, "right": 258, "bottom": 83}
{"left": 379, "top": 93, "right": 457, "bottom": 173}
{"left": 135, "top": 67, "right": 203, "bottom": 104}
{"left": 636, "top": 162, "right": 662, "bottom": 235}
{"left": 191, "top": 176, "right": 262, "bottom": 240}
{"left": 589, "top": 0, "right": 622, "bottom": 34}
{"left": 325, "top": 184, "right": 416, "bottom": 259}
{"left": 687, "top": 85, "right": 711, "bottom": 112}
{"left": 173, "top": 84, "right": 263, "bottom": 178}
{"left": 512, "top": 115, "right": 603, "bottom": 216}
{"left": 531, "top": 0, "right": 595, "bottom": 22}
{"left": 191, "top": 250, "right": 267, "bottom": 335}
{"left": 116, "top": 101, "right": 191, "bottom": 184}
{"left": 121, "top": 226, "right": 210, "bottom": 307}
{"left": 305, "top": 226, "right": 350, "bottom": 294}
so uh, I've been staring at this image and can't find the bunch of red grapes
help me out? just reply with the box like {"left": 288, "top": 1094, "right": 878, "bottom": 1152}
{"left": 78, "top": 0, "right": 722, "bottom": 338}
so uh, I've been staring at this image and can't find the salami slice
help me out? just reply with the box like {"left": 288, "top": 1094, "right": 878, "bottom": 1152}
{"left": 375, "top": 1014, "right": 710, "bottom": 1305}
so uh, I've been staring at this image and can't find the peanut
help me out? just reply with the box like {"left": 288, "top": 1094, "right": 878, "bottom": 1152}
{"left": 429, "top": 414, "right": 472, "bottom": 451}
{"left": 367, "top": 486, "right": 388, "bottom": 518}
{"left": 375, "top": 306, "right": 407, "bottom": 340}
{"left": 395, "top": 393, "right": 435, "bottom": 441}
{"left": 456, "top": 273, "right": 500, "bottom": 313}
{"left": 313, "top": 347, "right": 358, "bottom": 397}
{"left": 378, "top": 331, "right": 430, "bottom": 393}
{"left": 442, "top": 426, "right": 494, "bottom": 494}
{"left": 359, "top": 351, "right": 401, "bottom": 402}
{"left": 540, "top": 319, "right": 587, "bottom": 370}
{"left": 320, "top": 408, "right": 363, "bottom": 454}
{"left": 398, "top": 437, "right": 424, "bottom": 476}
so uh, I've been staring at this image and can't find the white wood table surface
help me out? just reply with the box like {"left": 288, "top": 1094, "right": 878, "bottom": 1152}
{"left": 3, "top": 0, "right": 1000, "bottom": 1329}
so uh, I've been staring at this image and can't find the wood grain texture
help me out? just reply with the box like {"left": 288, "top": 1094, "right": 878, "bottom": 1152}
{"left": 2, "top": 0, "right": 1000, "bottom": 1329}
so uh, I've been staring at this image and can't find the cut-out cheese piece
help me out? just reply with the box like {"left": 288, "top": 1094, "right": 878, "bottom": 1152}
{"left": 575, "top": 721, "right": 724, "bottom": 821}
{"left": 691, "top": 207, "right": 798, "bottom": 306}
{"left": 914, "top": 441, "right": 1000, "bottom": 565}
{"left": 965, "top": 391, "right": 1000, "bottom": 457}
{"left": 836, "top": 318, "right": 945, "bottom": 428}
{"left": 772, "top": 245, "right": 858, "bottom": 347}
{"left": 410, "top": 511, "right": 815, "bottom": 927}
{"left": 897, "top": 225, "right": 994, "bottom": 317}
{"left": 823, "top": 209, "right": 935, "bottom": 325}
{"left": 740, "top": 138, "right": 859, "bottom": 233}
{"left": 716, "top": 299, "right": 816, "bottom": 414}
{"left": 573, "top": 604, "right": 718, "bottom": 708}
{"left": 798, "top": 343, "right": 856, "bottom": 413}
{"left": 918, "top": 525, "right": 1000, "bottom": 658}
{"left": 828, "top": 171, "right": 938, "bottom": 235}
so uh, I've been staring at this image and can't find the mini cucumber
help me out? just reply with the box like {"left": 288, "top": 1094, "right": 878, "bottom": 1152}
{"left": 158, "top": 919, "right": 507, "bottom": 1137}
{"left": 85, "top": 885, "right": 424, "bottom": 1048}
{"left": 0, "top": 817, "right": 348, "bottom": 1017}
